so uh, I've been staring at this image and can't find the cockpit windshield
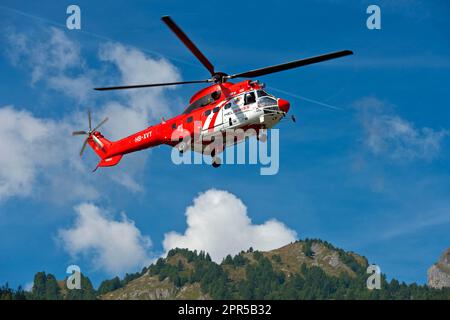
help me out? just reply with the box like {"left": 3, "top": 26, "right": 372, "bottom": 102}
{"left": 258, "top": 97, "right": 277, "bottom": 107}
{"left": 257, "top": 90, "right": 272, "bottom": 98}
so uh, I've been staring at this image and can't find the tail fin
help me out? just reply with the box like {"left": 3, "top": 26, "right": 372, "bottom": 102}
{"left": 88, "top": 132, "right": 124, "bottom": 171}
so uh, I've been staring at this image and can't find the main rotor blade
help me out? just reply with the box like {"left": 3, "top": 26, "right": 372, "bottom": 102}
{"left": 92, "top": 117, "right": 109, "bottom": 132}
{"left": 161, "top": 16, "right": 215, "bottom": 76}
{"left": 80, "top": 138, "right": 88, "bottom": 157}
{"left": 88, "top": 109, "right": 92, "bottom": 131}
{"left": 94, "top": 80, "right": 210, "bottom": 91}
{"left": 228, "top": 50, "right": 353, "bottom": 79}
{"left": 72, "top": 131, "right": 87, "bottom": 136}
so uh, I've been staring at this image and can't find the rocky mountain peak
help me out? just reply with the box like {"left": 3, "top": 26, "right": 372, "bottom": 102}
{"left": 428, "top": 248, "right": 450, "bottom": 289}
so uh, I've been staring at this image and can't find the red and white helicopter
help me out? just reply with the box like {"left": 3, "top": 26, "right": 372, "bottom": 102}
{"left": 73, "top": 16, "right": 352, "bottom": 169}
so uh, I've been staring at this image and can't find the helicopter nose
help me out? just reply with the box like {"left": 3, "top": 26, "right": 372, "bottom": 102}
{"left": 278, "top": 99, "right": 290, "bottom": 113}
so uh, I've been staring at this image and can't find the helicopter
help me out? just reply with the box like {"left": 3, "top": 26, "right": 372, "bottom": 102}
{"left": 73, "top": 16, "right": 353, "bottom": 170}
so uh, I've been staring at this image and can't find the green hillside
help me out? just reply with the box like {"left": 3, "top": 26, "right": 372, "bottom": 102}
{"left": 2, "top": 239, "right": 450, "bottom": 300}
{"left": 101, "top": 240, "right": 450, "bottom": 300}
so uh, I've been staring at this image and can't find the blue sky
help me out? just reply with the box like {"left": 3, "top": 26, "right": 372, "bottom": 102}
{"left": 0, "top": 0, "right": 449, "bottom": 288}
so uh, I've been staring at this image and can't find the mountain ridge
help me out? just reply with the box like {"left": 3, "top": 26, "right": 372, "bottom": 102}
{"left": 99, "top": 239, "right": 450, "bottom": 300}
{"left": 2, "top": 239, "right": 450, "bottom": 300}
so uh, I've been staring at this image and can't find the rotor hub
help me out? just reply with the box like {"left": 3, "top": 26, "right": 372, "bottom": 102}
{"left": 211, "top": 72, "right": 229, "bottom": 84}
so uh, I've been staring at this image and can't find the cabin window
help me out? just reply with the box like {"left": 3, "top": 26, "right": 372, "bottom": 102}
{"left": 183, "top": 90, "right": 222, "bottom": 114}
{"left": 211, "top": 90, "right": 221, "bottom": 100}
{"left": 204, "top": 109, "right": 211, "bottom": 116}
{"left": 171, "top": 123, "right": 177, "bottom": 129}
{"left": 213, "top": 107, "right": 220, "bottom": 113}
{"left": 224, "top": 103, "right": 231, "bottom": 109}
{"left": 186, "top": 116, "right": 193, "bottom": 123}
{"left": 244, "top": 92, "right": 256, "bottom": 105}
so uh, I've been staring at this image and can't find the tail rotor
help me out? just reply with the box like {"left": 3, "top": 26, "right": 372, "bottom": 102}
{"left": 72, "top": 110, "right": 109, "bottom": 157}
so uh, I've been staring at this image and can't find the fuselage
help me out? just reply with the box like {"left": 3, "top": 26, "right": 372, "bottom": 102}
{"left": 91, "top": 80, "right": 290, "bottom": 159}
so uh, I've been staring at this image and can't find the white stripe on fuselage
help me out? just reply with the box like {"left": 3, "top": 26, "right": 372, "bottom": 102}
{"left": 201, "top": 101, "right": 226, "bottom": 131}
{"left": 202, "top": 112, "right": 214, "bottom": 130}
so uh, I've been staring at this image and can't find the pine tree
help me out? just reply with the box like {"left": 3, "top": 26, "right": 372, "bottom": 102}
{"left": 44, "top": 274, "right": 61, "bottom": 300}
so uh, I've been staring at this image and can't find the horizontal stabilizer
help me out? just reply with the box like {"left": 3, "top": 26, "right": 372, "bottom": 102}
{"left": 94, "top": 154, "right": 123, "bottom": 172}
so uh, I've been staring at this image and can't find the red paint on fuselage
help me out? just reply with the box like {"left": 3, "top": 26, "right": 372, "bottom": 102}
{"left": 89, "top": 80, "right": 280, "bottom": 168}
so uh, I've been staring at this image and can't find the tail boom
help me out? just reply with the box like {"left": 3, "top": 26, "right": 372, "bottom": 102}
{"left": 87, "top": 126, "right": 163, "bottom": 170}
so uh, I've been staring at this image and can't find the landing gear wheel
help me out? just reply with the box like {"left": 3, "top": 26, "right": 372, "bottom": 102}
{"left": 212, "top": 157, "right": 221, "bottom": 168}
{"left": 177, "top": 140, "right": 190, "bottom": 154}
{"left": 257, "top": 132, "right": 267, "bottom": 142}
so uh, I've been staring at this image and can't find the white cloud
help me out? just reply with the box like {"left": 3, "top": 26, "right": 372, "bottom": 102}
{"left": 355, "top": 97, "right": 449, "bottom": 161}
{"left": 98, "top": 42, "right": 182, "bottom": 138}
{"left": 46, "top": 75, "right": 94, "bottom": 103}
{"left": 57, "top": 190, "right": 297, "bottom": 274}
{"left": 99, "top": 42, "right": 181, "bottom": 88}
{"left": 0, "top": 104, "right": 148, "bottom": 202}
{"left": 163, "top": 189, "right": 297, "bottom": 262}
{"left": 0, "top": 105, "right": 99, "bottom": 202}
{"left": 0, "top": 106, "right": 60, "bottom": 199}
{"left": 58, "top": 203, "right": 152, "bottom": 275}
{"left": 6, "top": 27, "right": 93, "bottom": 102}
{"left": 1, "top": 28, "right": 184, "bottom": 201}
{"left": 6, "top": 28, "right": 182, "bottom": 114}
{"left": 0, "top": 106, "right": 47, "bottom": 199}
{"left": 100, "top": 101, "right": 150, "bottom": 140}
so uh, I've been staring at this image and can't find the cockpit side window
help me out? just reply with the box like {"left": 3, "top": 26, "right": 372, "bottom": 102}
{"left": 244, "top": 92, "right": 256, "bottom": 105}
